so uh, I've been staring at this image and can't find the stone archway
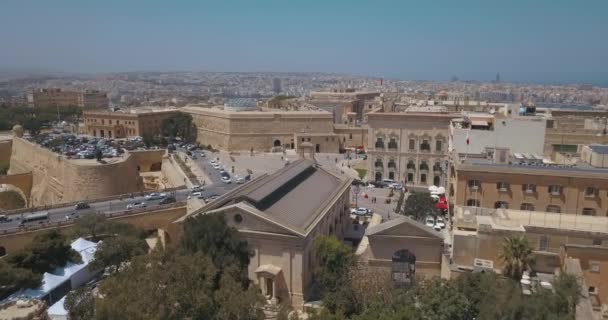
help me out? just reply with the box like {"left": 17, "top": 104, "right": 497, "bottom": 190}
{"left": 0, "top": 184, "right": 28, "bottom": 210}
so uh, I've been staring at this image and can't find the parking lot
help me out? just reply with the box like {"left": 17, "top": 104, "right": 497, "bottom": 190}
{"left": 29, "top": 133, "right": 165, "bottom": 161}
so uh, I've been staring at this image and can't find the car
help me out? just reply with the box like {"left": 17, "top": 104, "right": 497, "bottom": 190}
{"left": 235, "top": 177, "right": 246, "bottom": 184}
{"left": 221, "top": 176, "right": 232, "bottom": 184}
{"left": 191, "top": 185, "right": 204, "bottom": 192}
{"left": 199, "top": 152, "right": 206, "bottom": 157}
{"left": 127, "top": 202, "right": 146, "bottom": 209}
{"left": 74, "top": 202, "right": 90, "bottom": 210}
{"left": 210, "top": 159, "right": 217, "bottom": 164}
{"left": 212, "top": 163, "right": 221, "bottom": 170}
{"left": 435, "top": 216, "right": 446, "bottom": 229}
{"left": 188, "top": 191, "right": 203, "bottom": 199}
{"left": 159, "top": 196, "right": 177, "bottom": 205}
{"left": 433, "top": 223, "right": 442, "bottom": 231}
{"left": 145, "top": 193, "right": 166, "bottom": 201}
{"left": 350, "top": 207, "right": 370, "bottom": 216}
{"left": 424, "top": 216, "right": 435, "bottom": 228}
{"left": 389, "top": 183, "right": 403, "bottom": 190}
{"left": 207, "top": 195, "right": 219, "bottom": 202}
{"left": 0, "top": 215, "right": 10, "bottom": 222}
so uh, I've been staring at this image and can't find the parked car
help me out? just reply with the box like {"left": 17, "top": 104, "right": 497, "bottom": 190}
{"left": 435, "top": 216, "right": 446, "bottom": 229}
{"left": 191, "top": 185, "right": 204, "bottom": 192}
{"left": 159, "top": 196, "right": 177, "bottom": 205}
{"left": 235, "top": 176, "right": 246, "bottom": 184}
{"left": 389, "top": 183, "right": 403, "bottom": 190}
{"left": 212, "top": 163, "right": 221, "bottom": 170}
{"left": 425, "top": 216, "right": 435, "bottom": 228}
{"left": 0, "top": 215, "right": 10, "bottom": 222}
{"left": 127, "top": 202, "right": 146, "bottom": 209}
{"left": 351, "top": 207, "right": 370, "bottom": 216}
{"left": 74, "top": 202, "right": 90, "bottom": 210}
{"left": 221, "top": 176, "right": 232, "bottom": 184}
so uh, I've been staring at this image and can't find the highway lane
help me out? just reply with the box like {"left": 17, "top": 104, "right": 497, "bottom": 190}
{"left": 0, "top": 182, "right": 237, "bottom": 233}
{"left": 0, "top": 148, "right": 240, "bottom": 233}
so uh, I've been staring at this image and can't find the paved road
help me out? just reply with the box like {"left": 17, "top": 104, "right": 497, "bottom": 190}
{"left": 0, "top": 150, "right": 240, "bottom": 233}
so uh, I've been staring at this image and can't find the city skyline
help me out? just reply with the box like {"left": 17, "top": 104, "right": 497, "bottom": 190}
{"left": 1, "top": 0, "right": 607, "bottom": 86}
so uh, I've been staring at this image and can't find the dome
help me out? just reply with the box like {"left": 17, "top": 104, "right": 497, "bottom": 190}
{"left": 12, "top": 124, "right": 24, "bottom": 137}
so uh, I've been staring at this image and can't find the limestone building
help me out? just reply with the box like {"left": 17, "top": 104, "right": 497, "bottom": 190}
{"left": 543, "top": 109, "right": 608, "bottom": 156}
{"left": 359, "top": 216, "right": 445, "bottom": 282}
{"left": 450, "top": 205, "right": 608, "bottom": 309}
{"left": 182, "top": 105, "right": 335, "bottom": 152}
{"left": 449, "top": 149, "right": 608, "bottom": 216}
{"left": 367, "top": 108, "right": 459, "bottom": 186}
{"left": 308, "top": 88, "right": 381, "bottom": 122}
{"left": 182, "top": 159, "right": 351, "bottom": 308}
{"left": 28, "top": 88, "right": 109, "bottom": 109}
{"left": 83, "top": 107, "right": 180, "bottom": 138}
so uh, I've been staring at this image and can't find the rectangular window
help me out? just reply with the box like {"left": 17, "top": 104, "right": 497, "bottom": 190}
{"left": 435, "top": 140, "right": 442, "bottom": 152}
{"left": 548, "top": 185, "right": 562, "bottom": 196}
{"left": 585, "top": 187, "right": 598, "bottom": 197}
{"left": 497, "top": 182, "right": 509, "bottom": 192}
{"left": 420, "top": 174, "right": 427, "bottom": 183}
{"left": 468, "top": 180, "right": 481, "bottom": 189}
{"left": 589, "top": 286, "right": 598, "bottom": 295}
{"left": 538, "top": 236, "right": 549, "bottom": 251}
{"left": 590, "top": 262, "right": 600, "bottom": 273}
{"left": 409, "top": 139, "right": 415, "bottom": 150}
{"left": 522, "top": 184, "right": 536, "bottom": 194}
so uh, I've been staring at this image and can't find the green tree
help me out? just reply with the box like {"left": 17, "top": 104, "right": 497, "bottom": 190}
{"left": 313, "top": 236, "right": 356, "bottom": 315}
{"left": 64, "top": 286, "right": 96, "bottom": 320}
{"left": 23, "top": 118, "right": 42, "bottom": 136}
{"left": 161, "top": 113, "right": 197, "bottom": 142}
{"left": 95, "top": 251, "right": 263, "bottom": 320}
{"left": 72, "top": 214, "right": 109, "bottom": 241}
{"left": 142, "top": 132, "right": 155, "bottom": 148}
{"left": 401, "top": 192, "right": 438, "bottom": 220}
{"left": 8, "top": 230, "right": 81, "bottom": 274}
{"left": 498, "top": 236, "right": 534, "bottom": 280}
{"left": 180, "top": 213, "right": 252, "bottom": 285}
{"left": 89, "top": 235, "right": 148, "bottom": 273}
{"left": 0, "top": 260, "right": 42, "bottom": 299}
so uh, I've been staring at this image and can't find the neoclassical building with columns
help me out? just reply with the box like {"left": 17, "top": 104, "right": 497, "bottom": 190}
{"left": 367, "top": 110, "right": 459, "bottom": 187}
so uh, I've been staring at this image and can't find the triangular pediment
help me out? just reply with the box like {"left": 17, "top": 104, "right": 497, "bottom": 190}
{"left": 367, "top": 217, "right": 443, "bottom": 239}
{"left": 211, "top": 203, "right": 304, "bottom": 237}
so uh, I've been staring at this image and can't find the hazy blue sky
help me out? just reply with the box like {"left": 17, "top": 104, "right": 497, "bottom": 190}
{"left": 1, "top": 0, "right": 607, "bottom": 84}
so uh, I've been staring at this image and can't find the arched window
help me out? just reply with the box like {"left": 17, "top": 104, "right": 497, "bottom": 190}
{"left": 407, "top": 160, "right": 416, "bottom": 170}
{"left": 419, "top": 161, "right": 429, "bottom": 171}
{"left": 374, "top": 159, "right": 383, "bottom": 168}
{"left": 388, "top": 159, "right": 397, "bottom": 169}
{"left": 388, "top": 137, "right": 398, "bottom": 150}
{"left": 433, "top": 161, "right": 442, "bottom": 172}
{"left": 420, "top": 139, "right": 431, "bottom": 152}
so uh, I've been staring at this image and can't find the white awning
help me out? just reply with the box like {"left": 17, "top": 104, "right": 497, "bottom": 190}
{"left": 255, "top": 264, "right": 282, "bottom": 276}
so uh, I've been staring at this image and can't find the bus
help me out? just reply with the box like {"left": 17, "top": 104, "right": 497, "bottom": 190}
{"left": 21, "top": 212, "right": 49, "bottom": 224}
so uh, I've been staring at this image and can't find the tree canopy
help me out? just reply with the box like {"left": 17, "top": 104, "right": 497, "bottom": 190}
{"left": 401, "top": 192, "right": 438, "bottom": 220}
{"left": 160, "top": 113, "right": 197, "bottom": 143}
{"left": 0, "top": 260, "right": 41, "bottom": 299}
{"left": 180, "top": 213, "right": 252, "bottom": 285}
{"left": 7, "top": 230, "right": 81, "bottom": 274}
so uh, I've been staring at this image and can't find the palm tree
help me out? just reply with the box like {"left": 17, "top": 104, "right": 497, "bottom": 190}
{"left": 498, "top": 236, "right": 534, "bottom": 280}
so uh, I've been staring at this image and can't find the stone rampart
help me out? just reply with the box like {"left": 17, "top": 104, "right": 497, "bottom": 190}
{"left": 9, "top": 137, "right": 144, "bottom": 206}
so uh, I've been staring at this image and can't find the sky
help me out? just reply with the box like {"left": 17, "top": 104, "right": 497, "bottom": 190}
{"left": 1, "top": 0, "right": 607, "bottom": 84}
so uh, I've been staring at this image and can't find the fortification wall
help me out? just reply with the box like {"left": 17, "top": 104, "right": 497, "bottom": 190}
{"left": 0, "top": 139, "right": 11, "bottom": 167}
{"left": 9, "top": 137, "right": 143, "bottom": 206}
